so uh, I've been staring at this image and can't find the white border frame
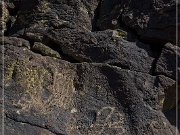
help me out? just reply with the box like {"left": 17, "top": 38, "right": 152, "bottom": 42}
{"left": 1, "top": 0, "right": 5, "bottom": 135}
{"left": 176, "top": 0, "right": 179, "bottom": 135}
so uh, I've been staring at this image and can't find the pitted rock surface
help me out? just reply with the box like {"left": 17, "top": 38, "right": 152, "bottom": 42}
{"left": 0, "top": 0, "right": 179, "bottom": 135}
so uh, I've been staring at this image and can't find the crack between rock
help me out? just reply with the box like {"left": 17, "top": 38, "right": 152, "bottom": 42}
{"left": 153, "top": 72, "right": 176, "bottom": 81}
{"left": 4, "top": 1, "right": 21, "bottom": 36}
{"left": 5, "top": 114, "right": 64, "bottom": 135}
{"left": 91, "top": 0, "right": 102, "bottom": 32}
{"left": 75, "top": 62, "right": 159, "bottom": 76}
{"left": 30, "top": 48, "right": 62, "bottom": 60}
{"left": 106, "top": 63, "right": 151, "bottom": 74}
{"left": 8, "top": 43, "right": 158, "bottom": 75}
{"left": 149, "top": 45, "right": 164, "bottom": 76}
{"left": 6, "top": 42, "right": 165, "bottom": 77}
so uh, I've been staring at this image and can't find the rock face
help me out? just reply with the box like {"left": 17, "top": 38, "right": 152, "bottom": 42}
{"left": 0, "top": 0, "right": 179, "bottom": 135}
{"left": 97, "top": 0, "right": 178, "bottom": 44}
{"left": 156, "top": 43, "right": 180, "bottom": 80}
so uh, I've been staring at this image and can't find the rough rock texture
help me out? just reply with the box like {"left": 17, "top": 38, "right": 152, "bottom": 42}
{"left": 156, "top": 43, "right": 180, "bottom": 80}
{"left": 97, "top": 0, "right": 178, "bottom": 44}
{"left": 0, "top": 0, "right": 179, "bottom": 135}
{"left": 5, "top": 117, "right": 56, "bottom": 135}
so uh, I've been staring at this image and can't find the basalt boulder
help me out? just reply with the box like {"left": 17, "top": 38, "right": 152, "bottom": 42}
{"left": 1, "top": 36, "right": 178, "bottom": 135}
{"left": 0, "top": 0, "right": 179, "bottom": 134}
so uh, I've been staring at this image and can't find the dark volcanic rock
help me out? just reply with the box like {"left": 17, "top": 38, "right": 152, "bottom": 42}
{"left": 43, "top": 29, "right": 155, "bottom": 73}
{"left": 155, "top": 43, "right": 180, "bottom": 116}
{"left": 5, "top": 117, "right": 56, "bottom": 135}
{"left": 3, "top": 41, "right": 76, "bottom": 135}
{"left": 155, "top": 43, "right": 180, "bottom": 80}
{"left": 3, "top": 36, "right": 30, "bottom": 48}
{"left": 157, "top": 75, "right": 176, "bottom": 111}
{"left": 9, "top": 0, "right": 99, "bottom": 36}
{"left": 1, "top": 37, "right": 178, "bottom": 135}
{"left": 97, "top": 0, "right": 178, "bottom": 44}
{"left": 0, "top": 2, "right": 9, "bottom": 35}
{"left": 1, "top": 0, "right": 178, "bottom": 135}
{"left": 32, "top": 42, "right": 61, "bottom": 59}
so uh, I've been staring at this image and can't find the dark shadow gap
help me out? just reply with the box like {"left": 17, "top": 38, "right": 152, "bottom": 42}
{"left": 149, "top": 44, "right": 164, "bottom": 75}
{"left": 42, "top": 37, "right": 80, "bottom": 63}
{"left": 163, "top": 105, "right": 180, "bottom": 131}
{"left": 91, "top": 0, "right": 102, "bottom": 32}
{"left": 4, "top": 1, "right": 21, "bottom": 36}
{"left": 162, "top": 83, "right": 180, "bottom": 131}
{"left": 117, "top": 15, "right": 139, "bottom": 42}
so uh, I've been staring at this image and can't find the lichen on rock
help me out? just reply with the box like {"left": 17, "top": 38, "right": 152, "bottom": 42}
{"left": 2, "top": 0, "right": 179, "bottom": 134}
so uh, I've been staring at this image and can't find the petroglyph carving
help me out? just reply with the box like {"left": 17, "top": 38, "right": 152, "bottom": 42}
{"left": 46, "top": 72, "right": 75, "bottom": 110}
{"left": 65, "top": 107, "right": 125, "bottom": 135}
{"left": 15, "top": 67, "right": 75, "bottom": 114}
{"left": 88, "top": 107, "right": 125, "bottom": 135}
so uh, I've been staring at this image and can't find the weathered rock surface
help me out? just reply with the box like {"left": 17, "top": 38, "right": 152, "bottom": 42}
{"left": 1, "top": 37, "right": 178, "bottom": 135}
{"left": 41, "top": 29, "right": 155, "bottom": 73}
{"left": 0, "top": 0, "right": 179, "bottom": 135}
{"left": 8, "top": 0, "right": 99, "bottom": 36}
{"left": 97, "top": 0, "right": 178, "bottom": 44}
{"left": 5, "top": 117, "right": 56, "bottom": 135}
{"left": 156, "top": 43, "right": 180, "bottom": 80}
{"left": 0, "top": 2, "right": 9, "bottom": 36}
{"left": 32, "top": 42, "right": 61, "bottom": 58}
{"left": 155, "top": 43, "right": 180, "bottom": 121}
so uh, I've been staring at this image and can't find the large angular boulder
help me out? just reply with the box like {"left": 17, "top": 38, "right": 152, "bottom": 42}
{"left": 155, "top": 43, "right": 180, "bottom": 80}
{"left": 1, "top": 37, "right": 178, "bottom": 135}
{"left": 41, "top": 29, "right": 155, "bottom": 73}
